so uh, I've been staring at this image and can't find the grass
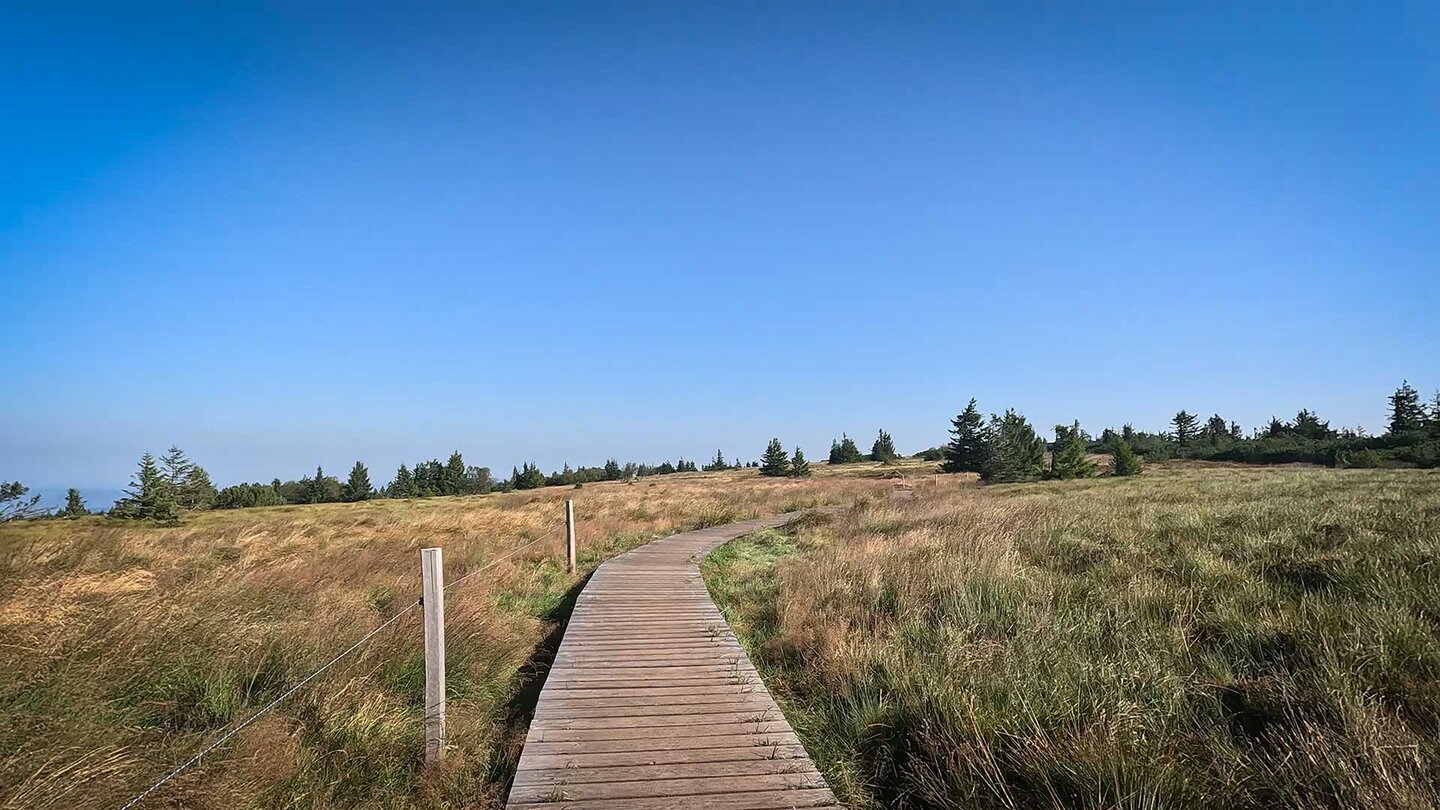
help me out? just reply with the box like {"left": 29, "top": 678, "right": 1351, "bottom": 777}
{"left": 0, "top": 466, "right": 891, "bottom": 809}
{"left": 703, "top": 463, "right": 1440, "bottom": 810}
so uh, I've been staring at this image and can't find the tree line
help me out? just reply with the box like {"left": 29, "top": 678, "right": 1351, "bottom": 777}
{"left": 937, "top": 380, "right": 1440, "bottom": 485}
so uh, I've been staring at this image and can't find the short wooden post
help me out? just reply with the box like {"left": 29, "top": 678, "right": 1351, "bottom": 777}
{"left": 565, "top": 499, "right": 577, "bottom": 574}
{"left": 420, "top": 547, "right": 445, "bottom": 764}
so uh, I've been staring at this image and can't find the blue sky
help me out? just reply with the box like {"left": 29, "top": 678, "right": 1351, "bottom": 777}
{"left": 3, "top": 2, "right": 1437, "bottom": 491}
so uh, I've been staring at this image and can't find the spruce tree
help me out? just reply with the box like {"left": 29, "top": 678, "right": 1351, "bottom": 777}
{"left": 871, "top": 429, "right": 897, "bottom": 462}
{"left": 1171, "top": 411, "right": 1199, "bottom": 447}
{"left": 179, "top": 466, "right": 216, "bottom": 510}
{"left": 1111, "top": 436, "right": 1143, "bottom": 476}
{"left": 828, "top": 434, "right": 863, "bottom": 464}
{"left": 306, "top": 466, "right": 329, "bottom": 504}
{"left": 760, "top": 439, "right": 791, "bottom": 477}
{"left": 703, "top": 450, "right": 729, "bottom": 472}
{"left": 941, "top": 399, "right": 989, "bottom": 473}
{"left": 391, "top": 464, "right": 416, "bottom": 498}
{"left": 1049, "top": 421, "right": 1097, "bottom": 479}
{"left": 443, "top": 451, "right": 466, "bottom": 495}
{"left": 1389, "top": 380, "right": 1426, "bottom": 434}
{"left": 160, "top": 446, "right": 194, "bottom": 492}
{"left": 344, "top": 461, "right": 373, "bottom": 502}
{"left": 114, "top": 453, "right": 179, "bottom": 523}
{"left": 61, "top": 488, "right": 88, "bottom": 518}
{"left": 1429, "top": 391, "right": 1440, "bottom": 437}
{"left": 789, "top": 447, "right": 812, "bottom": 477}
{"left": 1204, "top": 414, "right": 1229, "bottom": 446}
{"left": 980, "top": 410, "right": 1045, "bottom": 483}
{"left": 515, "top": 462, "right": 547, "bottom": 490}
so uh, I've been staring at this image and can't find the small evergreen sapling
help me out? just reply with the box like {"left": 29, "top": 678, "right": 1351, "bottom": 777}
{"left": 760, "top": 439, "right": 791, "bottom": 477}
{"left": 790, "top": 447, "right": 812, "bottom": 477}
{"left": 871, "top": 429, "right": 898, "bottom": 462}
{"left": 1111, "top": 436, "right": 1143, "bottom": 476}
{"left": 1049, "top": 421, "right": 1097, "bottom": 479}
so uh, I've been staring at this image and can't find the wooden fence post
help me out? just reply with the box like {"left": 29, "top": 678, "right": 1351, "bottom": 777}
{"left": 420, "top": 547, "right": 445, "bottom": 764}
{"left": 565, "top": 499, "right": 577, "bottom": 574}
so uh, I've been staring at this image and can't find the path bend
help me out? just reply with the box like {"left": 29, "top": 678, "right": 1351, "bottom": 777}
{"left": 505, "top": 511, "right": 840, "bottom": 809}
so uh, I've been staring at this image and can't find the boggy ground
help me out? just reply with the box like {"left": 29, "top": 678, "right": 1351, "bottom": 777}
{"left": 0, "top": 466, "right": 894, "bottom": 809}
{"left": 704, "top": 464, "right": 1440, "bottom": 810}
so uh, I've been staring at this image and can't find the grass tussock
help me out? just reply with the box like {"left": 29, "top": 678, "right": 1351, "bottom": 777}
{"left": 703, "top": 464, "right": 1440, "bottom": 810}
{"left": 0, "top": 466, "right": 890, "bottom": 809}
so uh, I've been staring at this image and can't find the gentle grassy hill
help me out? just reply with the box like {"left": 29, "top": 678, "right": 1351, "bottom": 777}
{"left": 704, "top": 464, "right": 1440, "bottom": 809}
{"left": 0, "top": 466, "right": 894, "bottom": 810}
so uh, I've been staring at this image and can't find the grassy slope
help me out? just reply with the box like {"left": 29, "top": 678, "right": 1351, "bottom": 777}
{"left": 704, "top": 464, "right": 1440, "bottom": 810}
{"left": 0, "top": 467, "right": 892, "bottom": 810}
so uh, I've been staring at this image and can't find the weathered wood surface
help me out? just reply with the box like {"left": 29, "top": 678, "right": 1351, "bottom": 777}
{"left": 506, "top": 513, "right": 840, "bottom": 809}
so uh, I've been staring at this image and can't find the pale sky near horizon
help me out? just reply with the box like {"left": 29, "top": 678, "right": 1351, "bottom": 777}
{"left": 3, "top": 2, "right": 1437, "bottom": 490}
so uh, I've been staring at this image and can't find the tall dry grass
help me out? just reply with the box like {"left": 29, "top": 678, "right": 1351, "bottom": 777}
{"left": 705, "top": 464, "right": 1440, "bottom": 809}
{"left": 0, "top": 466, "right": 894, "bottom": 809}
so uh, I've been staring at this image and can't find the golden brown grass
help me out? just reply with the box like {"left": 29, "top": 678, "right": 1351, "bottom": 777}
{"left": 705, "top": 464, "right": 1440, "bottom": 809}
{"left": 0, "top": 465, "right": 896, "bottom": 809}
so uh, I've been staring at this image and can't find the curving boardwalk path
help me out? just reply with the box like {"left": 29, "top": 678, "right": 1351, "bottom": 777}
{"left": 505, "top": 512, "right": 840, "bottom": 809}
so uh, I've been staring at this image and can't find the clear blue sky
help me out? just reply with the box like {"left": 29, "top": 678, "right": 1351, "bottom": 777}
{"left": 3, "top": 2, "right": 1437, "bottom": 491}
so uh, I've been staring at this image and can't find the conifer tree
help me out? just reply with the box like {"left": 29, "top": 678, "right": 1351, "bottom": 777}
{"left": 789, "top": 447, "right": 812, "bottom": 477}
{"left": 941, "top": 399, "right": 990, "bottom": 473}
{"left": 871, "top": 429, "right": 898, "bottom": 462}
{"left": 443, "top": 452, "right": 466, "bottom": 495}
{"left": 828, "top": 434, "right": 863, "bottom": 464}
{"left": 179, "top": 466, "right": 217, "bottom": 510}
{"left": 1389, "top": 380, "right": 1426, "bottom": 434}
{"left": 760, "top": 439, "right": 791, "bottom": 477}
{"left": 306, "top": 466, "right": 329, "bottom": 504}
{"left": 114, "top": 453, "right": 179, "bottom": 523}
{"left": 980, "top": 410, "right": 1045, "bottom": 483}
{"left": 1429, "top": 391, "right": 1440, "bottom": 437}
{"left": 1204, "top": 414, "right": 1229, "bottom": 446}
{"left": 160, "top": 446, "right": 194, "bottom": 491}
{"left": 1049, "top": 421, "right": 1097, "bottom": 479}
{"left": 703, "top": 450, "right": 729, "bottom": 472}
{"left": 1171, "top": 411, "right": 1200, "bottom": 447}
{"left": 391, "top": 464, "right": 416, "bottom": 498}
{"left": 61, "top": 488, "right": 88, "bottom": 518}
{"left": 1111, "top": 436, "right": 1143, "bottom": 476}
{"left": 515, "top": 462, "right": 546, "bottom": 490}
{"left": 603, "top": 459, "right": 622, "bottom": 480}
{"left": 344, "top": 461, "right": 373, "bottom": 502}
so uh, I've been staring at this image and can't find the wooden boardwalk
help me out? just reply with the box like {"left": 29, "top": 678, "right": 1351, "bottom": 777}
{"left": 505, "top": 513, "right": 840, "bottom": 809}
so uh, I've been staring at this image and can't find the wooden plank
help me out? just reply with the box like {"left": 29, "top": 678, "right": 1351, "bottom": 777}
{"left": 504, "top": 511, "right": 841, "bottom": 808}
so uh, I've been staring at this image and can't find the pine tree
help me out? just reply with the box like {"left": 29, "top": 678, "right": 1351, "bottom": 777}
{"left": 1049, "top": 421, "right": 1097, "bottom": 479}
{"left": 114, "top": 453, "right": 179, "bottom": 523}
{"left": 941, "top": 399, "right": 989, "bottom": 474}
{"left": 1292, "top": 409, "right": 1334, "bottom": 440}
{"left": 980, "top": 410, "right": 1045, "bottom": 483}
{"left": 604, "top": 459, "right": 622, "bottom": 480}
{"left": 1111, "top": 436, "right": 1143, "bottom": 476}
{"left": 789, "top": 447, "right": 812, "bottom": 477}
{"left": 61, "top": 488, "right": 88, "bottom": 518}
{"left": 760, "top": 439, "right": 791, "bottom": 477}
{"left": 1389, "top": 380, "right": 1426, "bottom": 434}
{"left": 1171, "top": 411, "right": 1199, "bottom": 447}
{"left": 871, "top": 429, "right": 898, "bottom": 462}
{"left": 391, "top": 464, "right": 416, "bottom": 498}
{"left": 344, "top": 461, "right": 373, "bottom": 502}
{"left": 828, "top": 434, "right": 863, "bottom": 464}
{"left": 703, "top": 450, "right": 729, "bottom": 472}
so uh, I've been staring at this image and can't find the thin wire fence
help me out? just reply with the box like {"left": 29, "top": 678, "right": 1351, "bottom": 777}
{"left": 117, "top": 527, "right": 563, "bottom": 810}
